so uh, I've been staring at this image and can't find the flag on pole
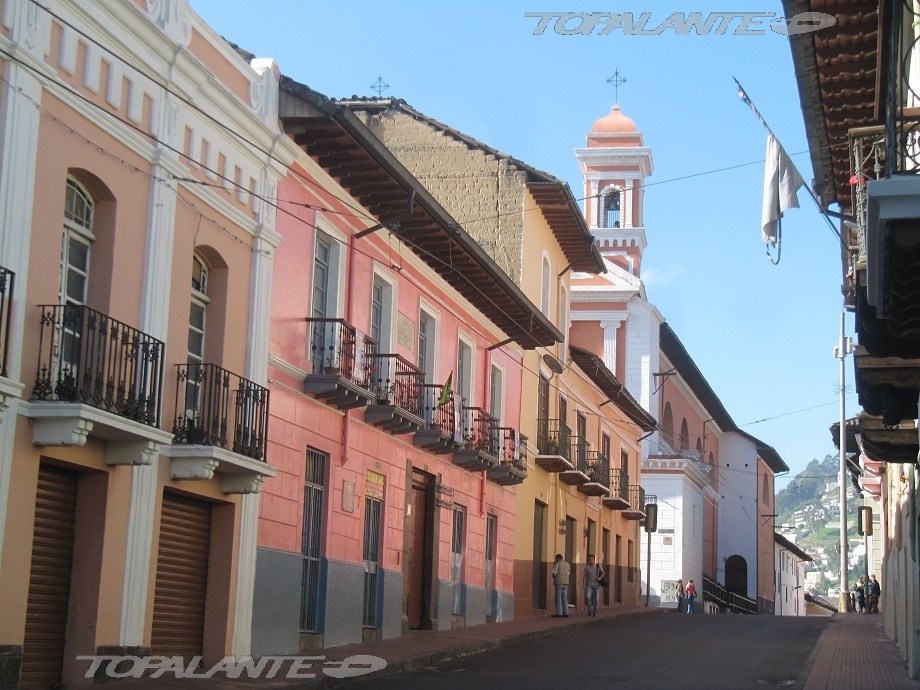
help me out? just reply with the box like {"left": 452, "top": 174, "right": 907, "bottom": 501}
{"left": 762, "top": 133, "right": 805, "bottom": 248}
{"left": 437, "top": 372, "right": 453, "bottom": 407}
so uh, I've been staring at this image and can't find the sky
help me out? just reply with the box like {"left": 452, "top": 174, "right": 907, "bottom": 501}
{"left": 189, "top": 1, "right": 853, "bottom": 488}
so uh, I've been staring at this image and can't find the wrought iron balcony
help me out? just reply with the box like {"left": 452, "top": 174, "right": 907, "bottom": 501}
{"left": 31, "top": 304, "right": 165, "bottom": 427}
{"left": 173, "top": 363, "right": 269, "bottom": 462}
{"left": 534, "top": 418, "right": 573, "bottom": 472}
{"left": 622, "top": 485, "right": 647, "bottom": 520}
{"left": 363, "top": 353, "right": 425, "bottom": 434}
{"left": 487, "top": 428, "right": 528, "bottom": 486}
{"left": 303, "top": 318, "right": 375, "bottom": 410}
{"left": 413, "top": 383, "right": 463, "bottom": 453}
{"left": 578, "top": 450, "right": 610, "bottom": 497}
{"left": 603, "top": 469, "right": 631, "bottom": 509}
{"left": 452, "top": 406, "right": 500, "bottom": 472}
{"left": 560, "top": 436, "right": 591, "bottom": 486}
{"left": 0, "top": 267, "right": 13, "bottom": 379}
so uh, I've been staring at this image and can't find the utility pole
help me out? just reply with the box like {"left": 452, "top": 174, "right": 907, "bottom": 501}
{"left": 835, "top": 311, "right": 852, "bottom": 613}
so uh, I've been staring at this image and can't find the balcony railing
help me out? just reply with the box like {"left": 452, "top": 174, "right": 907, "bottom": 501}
{"left": 628, "top": 485, "right": 646, "bottom": 512}
{"left": 610, "top": 469, "right": 629, "bottom": 502}
{"left": 584, "top": 450, "right": 610, "bottom": 489}
{"left": 174, "top": 363, "right": 269, "bottom": 461}
{"left": 365, "top": 353, "right": 424, "bottom": 416}
{"left": 306, "top": 317, "right": 376, "bottom": 387}
{"left": 536, "top": 418, "right": 571, "bottom": 459}
{"left": 32, "top": 304, "right": 165, "bottom": 427}
{"left": 417, "top": 383, "right": 458, "bottom": 434}
{"left": 500, "top": 428, "right": 527, "bottom": 470}
{"left": 0, "top": 267, "right": 13, "bottom": 378}
{"left": 461, "top": 406, "right": 500, "bottom": 457}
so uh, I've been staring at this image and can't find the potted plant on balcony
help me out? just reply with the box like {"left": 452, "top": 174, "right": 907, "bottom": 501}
{"left": 324, "top": 347, "right": 344, "bottom": 375}
{"left": 377, "top": 381, "right": 397, "bottom": 405}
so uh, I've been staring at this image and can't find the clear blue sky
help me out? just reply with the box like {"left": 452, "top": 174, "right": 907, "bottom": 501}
{"left": 190, "top": 1, "right": 853, "bottom": 487}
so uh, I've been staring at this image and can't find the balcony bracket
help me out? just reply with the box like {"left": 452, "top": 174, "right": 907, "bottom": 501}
{"left": 28, "top": 402, "right": 172, "bottom": 458}
{"left": 163, "top": 444, "right": 277, "bottom": 494}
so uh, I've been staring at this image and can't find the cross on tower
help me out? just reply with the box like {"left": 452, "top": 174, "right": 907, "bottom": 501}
{"left": 370, "top": 75, "right": 390, "bottom": 97}
{"left": 606, "top": 69, "right": 627, "bottom": 103}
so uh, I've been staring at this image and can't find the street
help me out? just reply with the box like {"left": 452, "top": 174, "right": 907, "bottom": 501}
{"left": 356, "top": 613, "right": 828, "bottom": 689}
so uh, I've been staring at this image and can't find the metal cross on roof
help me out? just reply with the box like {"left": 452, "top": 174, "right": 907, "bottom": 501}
{"left": 606, "top": 69, "right": 627, "bottom": 103}
{"left": 370, "top": 75, "right": 390, "bottom": 97}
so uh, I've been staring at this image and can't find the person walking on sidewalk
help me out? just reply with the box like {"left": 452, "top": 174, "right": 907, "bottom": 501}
{"left": 583, "top": 554, "right": 604, "bottom": 617}
{"left": 854, "top": 577, "right": 866, "bottom": 613}
{"left": 686, "top": 579, "right": 697, "bottom": 613}
{"left": 552, "top": 554, "right": 570, "bottom": 618}
{"left": 676, "top": 578, "right": 685, "bottom": 613}
{"left": 867, "top": 574, "right": 881, "bottom": 613}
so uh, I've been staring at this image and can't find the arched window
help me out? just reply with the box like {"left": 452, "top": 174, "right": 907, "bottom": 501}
{"left": 603, "top": 190, "right": 620, "bottom": 228}
{"left": 662, "top": 403, "right": 674, "bottom": 447}
{"left": 59, "top": 178, "right": 95, "bottom": 384}
{"left": 679, "top": 418, "right": 690, "bottom": 450}
{"left": 185, "top": 254, "right": 210, "bottom": 417}
{"left": 540, "top": 256, "right": 551, "bottom": 318}
{"left": 695, "top": 438, "right": 703, "bottom": 454}
{"left": 762, "top": 473, "right": 771, "bottom": 505}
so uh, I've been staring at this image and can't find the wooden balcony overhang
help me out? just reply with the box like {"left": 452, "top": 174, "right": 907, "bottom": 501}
{"left": 853, "top": 347, "right": 920, "bottom": 424}
{"left": 602, "top": 495, "right": 630, "bottom": 510}
{"left": 622, "top": 507, "right": 647, "bottom": 521}
{"left": 364, "top": 404, "right": 424, "bottom": 434}
{"left": 559, "top": 469, "right": 589, "bottom": 486}
{"left": 279, "top": 78, "right": 563, "bottom": 350}
{"left": 856, "top": 415, "right": 919, "bottom": 464}
{"left": 578, "top": 482, "right": 610, "bottom": 497}
{"left": 487, "top": 462, "right": 527, "bottom": 486}
{"left": 304, "top": 373, "right": 374, "bottom": 410}
{"left": 452, "top": 447, "right": 500, "bottom": 472}
{"left": 534, "top": 453, "right": 573, "bottom": 473}
{"left": 413, "top": 426, "right": 462, "bottom": 454}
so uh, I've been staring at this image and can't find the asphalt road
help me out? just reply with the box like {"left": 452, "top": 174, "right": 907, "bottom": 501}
{"left": 354, "top": 613, "right": 829, "bottom": 689}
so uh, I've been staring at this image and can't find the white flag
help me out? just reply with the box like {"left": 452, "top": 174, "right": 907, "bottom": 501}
{"left": 761, "top": 133, "right": 805, "bottom": 247}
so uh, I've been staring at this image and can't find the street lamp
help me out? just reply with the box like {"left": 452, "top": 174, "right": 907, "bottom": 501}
{"left": 834, "top": 311, "right": 853, "bottom": 613}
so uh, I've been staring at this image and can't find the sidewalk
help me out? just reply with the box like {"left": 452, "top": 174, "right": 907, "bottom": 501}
{"left": 803, "top": 612, "right": 920, "bottom": 690}
{"left": 88, "top": 607, "right": 920, "bottom": 690}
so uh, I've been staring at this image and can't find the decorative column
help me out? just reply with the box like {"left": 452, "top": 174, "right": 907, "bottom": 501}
{"left": 589, "top": 179, "right": 599, "bottom": 229}
{"left": 624, "top": 180, "right": 634, "bottom": 228}
{"left": 0, "top": 0, "right": 47, "bottom": 576}
{"left": 599, "top": 318, "right": 625, "bottom": 375}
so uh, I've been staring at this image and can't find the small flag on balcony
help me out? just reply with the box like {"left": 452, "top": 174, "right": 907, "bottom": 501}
{"left": 437, "top": 372, "right": 453, "bottom": 407}
{"left": 762, "top": 133, "right": 805, "bottom": 250}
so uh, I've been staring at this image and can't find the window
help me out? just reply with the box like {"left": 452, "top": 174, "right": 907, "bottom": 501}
{"left": 602, "top": 433, "right": 610, "bottom": 461}
{"left": 762, "top": 474, "right": 771, "bottom": 505}
{"left": 301, "top": 449, "right": 327, "bottom": 632}
{"left": 627, "top": 539, "right": 634, "bottom": 582}
{"left": 489, "top": 364, "right": 504, "bottom": 423}
{"left": 362, "top": 496, "right": 383, "bottom": 628}
{"left": 679, "top": 419, "right": 689, "bottom": 450}
{"left": 451, "top": 506, "right": 465, "bottom": 615}
{"left": 370, "top": 273, "right": 394, "bottom": 351}
{"left": 418, "top": 309, "right": 437, "bottom": 383}
{"left": 485, "top": 514, "right": 497, "bottom": 594}
{"left": 457, "top": 338, "right": 473, "bottom": 403}
{"left": 310, "top": 228, "right": 345, "bottom": 372}
{"left": 540, "top": 256, "right": 551, "bottom": 317}
{"left": 184, "top": 255, "right": 210, "bottom": 420}
{"left": 59, "top": 179, "right": 95, "bottom": 381}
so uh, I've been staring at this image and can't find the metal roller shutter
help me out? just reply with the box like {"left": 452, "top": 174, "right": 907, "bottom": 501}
{"left": 150, "top": 492, "right": 211, "bottom": 662}
{"left": 21, "top": 464, "right": 79, "bottom": 690}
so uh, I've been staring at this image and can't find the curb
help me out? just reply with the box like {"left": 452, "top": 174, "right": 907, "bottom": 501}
{"left": 289, "top": 608, "right": 667, "bottom": 689}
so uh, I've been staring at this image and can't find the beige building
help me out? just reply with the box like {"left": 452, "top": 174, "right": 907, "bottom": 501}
{"left": 0, "top": 1, "right": 283, "bottom": 686}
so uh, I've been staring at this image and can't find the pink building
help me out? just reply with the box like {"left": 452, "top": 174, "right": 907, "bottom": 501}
{"left": 249, "top": 79, "right": 552, "bottom": 652}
